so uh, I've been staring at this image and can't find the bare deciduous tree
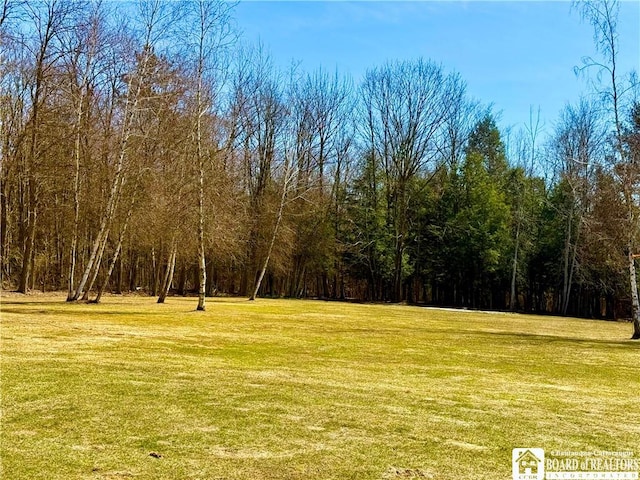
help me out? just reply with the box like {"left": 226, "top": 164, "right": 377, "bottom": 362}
{"left": 17, "top": 0, "right": 77, "bottom": 293}
{"left": 575, "top": 0, "right": 640, "bottom": 337}
{"left": 181, "top": 0, "right": 235, "bottom": 310}
{"left": 550, "top": 99, "right": 605, "bottom": 315}
{"left": 58, "top": 0, "right": 109, "bottom": 300}
{"left": 72, "top": 0, "right": 175, "bottom": 300}
{"left": 361, "top": 59, "right": 451, "bottom": 302}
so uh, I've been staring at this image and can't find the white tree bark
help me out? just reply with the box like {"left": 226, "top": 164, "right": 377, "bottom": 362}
{"left": 628, "top": 251, "right": 640, "bottom": 338}
{"left": 72, "top": 0, "right": 165, "bottom": 301}
{"left": 158, "top": 239, "right": 177, "bottom": 304}
{"left": 250, "top": 156, "right": 295, "bottom": 301}
{"left": 93, "top": 185, "right": 138, "bottom": 303}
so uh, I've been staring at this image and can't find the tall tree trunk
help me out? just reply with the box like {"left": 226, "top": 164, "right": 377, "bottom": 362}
{"left": 18, "top": 206, "right": 36, "bottom": 293}
{"left": 250, "top": 197, "right": 284, "bottom": 301}
{"left": 74, "top": 232, "right": 104, "bottom": 300}
{"left": 565, "top": 224, "right": 582, "bottom": 314}
{"left": 151, "top": 246, "right": 158, "bottom": 296}
{"left": 196, "top": 133, "right": 206, "bottom": 311}
{"left": 250, "top": 160, "right": 291, "bottom": 301}
{"left": 82, "top": 227, "right": 109, "bottom": 300}
{"left": 158, "top": 240, "right": 177, "bottom": 304}
{"left": 510, "top": 220, "right": 521, "bottom": 311}
{"left": 562, "top": 213, "right": 583, "bottom": 316}
{"left": 72, "top": 154, "right": 124, "bottom": 300}
{"left": 93, "top": 188, "right": 137, "bottom": 303}
{"left": 393, "top": 239, "right": 403, "bottom": 303}
{"left": 19, "top": 82, "right": 42, "bottom": 294}
{"left": 92, "top": 232, "right": 120, "bottom": 303}
{"left": 0, "top": 180, "right": 9, "bottom": 284}
{"left": 116, "top": 253, "right": 123, "bottom": 294}
{"left": 630, "top": 251, "right": 640, "bottom": 339}
{"left": 578, "top": 0, "right": 640, "bottom": 336}
{"left": 392, "top": 184, "right": 408, "bottom": 303}
{"left": 129, "top": 250, "right": 139, "bottom": 292}
{"left": 561, "top": 215, "right": 573, "bottom": 316}
{"left": 71, "top": 32, "right": 151, "bottom": 300}
{"left": 67, "top": 109, "right": 82, "bottom": 301}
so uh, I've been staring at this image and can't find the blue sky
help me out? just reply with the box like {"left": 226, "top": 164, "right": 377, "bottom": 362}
{"left": 233, "top": 1, "right": 640, "bottom": 135}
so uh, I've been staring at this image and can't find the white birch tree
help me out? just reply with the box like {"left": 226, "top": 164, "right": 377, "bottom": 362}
{"left": 575, "top": 0, "right": 640, "bottom": 337}
{"left": 180, "top": 0, "right": 235, "bottom": 311}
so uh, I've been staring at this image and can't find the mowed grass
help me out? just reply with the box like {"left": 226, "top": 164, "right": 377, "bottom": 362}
{"left": 1, "top": 294, "right": 638, "bottom": 480}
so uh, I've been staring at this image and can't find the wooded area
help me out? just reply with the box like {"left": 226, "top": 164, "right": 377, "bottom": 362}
{"left": 1, "top": 0, "right": 639, "bottom": 331}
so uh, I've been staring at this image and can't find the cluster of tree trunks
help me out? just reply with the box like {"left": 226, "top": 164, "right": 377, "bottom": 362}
{"left": 1, "top": 1, "right": 640, "bottom": 337}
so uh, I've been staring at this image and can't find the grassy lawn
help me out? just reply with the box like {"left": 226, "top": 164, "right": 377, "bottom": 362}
{"left": 1, "top": 293, "right": 638, "bottom": 479}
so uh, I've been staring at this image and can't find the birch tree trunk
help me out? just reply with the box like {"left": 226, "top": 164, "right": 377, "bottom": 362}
{"left": 72, "top": 109, "right": 129, "bottom": 300}
{"left": 82, "top": 226, "right": 109, "bottom": 300}
{"left": 67, "top": 81, "right": 85, "bottom": 300}
{"left": 561, "top": 216, "right": 573, "bottom": 316}
{"left": 67, "top": 127, "right": 81, "bottom": 300}
{"left": 196, "top": 149, "right": 206, "bottom": 311}
{"left": 250, "top": 195, "right": 284, "bottom": 301}
{"left": 628, "top": 251, "right": 640, "bottom": 338}
{"left": 77, "top": 173, "right": 128, "bottom": 300}
{"left": 186, "top": 0, "right": 235, "bottom": 311}
{"left": 72, "top": 2, "right": 163, "bottom": 301}
{"left": 93, "top": 187, "right": 137, "bottom": 303}
{"left": 250, "top": 157, "right": 293, "bottom": 301}
{"left": 158, "top": 239, "right": 177, "bottom": 303}
{"left": 195, "top": 53, "right": 206, "bottom": 311}
{"left": 577, "top": 0, "right": 640, "bottom": 337}
{"left": 91, "top": 232, "right": 118, "bottom": 303}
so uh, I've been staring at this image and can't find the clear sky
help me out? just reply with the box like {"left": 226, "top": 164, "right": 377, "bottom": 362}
{"left": 233, "top": 1, "right": 640, "bottom": 136}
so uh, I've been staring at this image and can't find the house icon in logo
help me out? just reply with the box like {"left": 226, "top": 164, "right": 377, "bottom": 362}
{"left": 517, "top": 450, "right": 541, "bottom": 474}
{"left": 512, "top": 448, "right": 544, "bottom": 480}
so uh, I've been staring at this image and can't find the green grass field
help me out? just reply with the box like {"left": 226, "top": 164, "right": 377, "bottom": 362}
{"left": 1, "top": 294, "right": 638, "bottom": 479}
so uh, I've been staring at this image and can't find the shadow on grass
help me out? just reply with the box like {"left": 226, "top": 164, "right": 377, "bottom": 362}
{"left": 468, "top": 329, "right": 638, "bottom": 348}
{"left": 1, "top": 301, "right": 64, "bottom": 306}
{"left": 0, "top": 306, "right": 174, "bottom": 317}
{"left": 3, "top": 301, "right": 638, "bottom": 348}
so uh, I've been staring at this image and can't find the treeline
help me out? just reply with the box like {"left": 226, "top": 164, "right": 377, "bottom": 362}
{"left": 1, "top": 1, "right": 640, "bottom": 324}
